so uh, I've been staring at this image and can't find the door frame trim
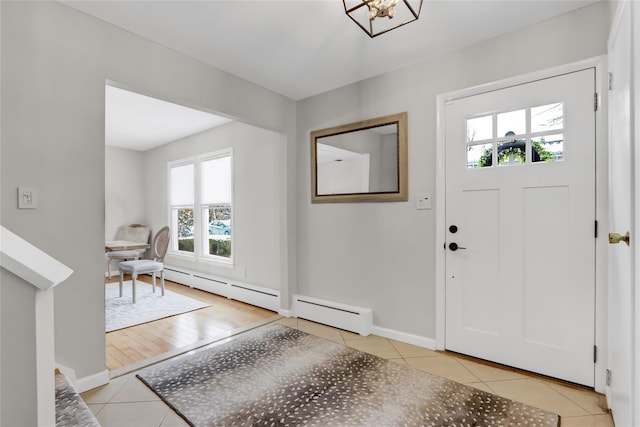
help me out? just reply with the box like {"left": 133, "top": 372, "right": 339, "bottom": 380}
{"left": 435, "top": 56, "right": 609, "bottom": 392}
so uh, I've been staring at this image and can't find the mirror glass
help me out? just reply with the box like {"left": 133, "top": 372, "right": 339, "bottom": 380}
{"left": 311, "top": 112, "right": 408, "bottom": 203}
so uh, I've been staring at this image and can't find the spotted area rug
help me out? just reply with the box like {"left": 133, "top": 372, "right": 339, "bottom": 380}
{"left": 106, "top": 282, "right": 210, "bottom": 332}
{"left": 137, "top": 324, "right": 560, "bottom": 427}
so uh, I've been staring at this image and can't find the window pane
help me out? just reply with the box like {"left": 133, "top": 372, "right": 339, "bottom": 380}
{"left": 497, "top": 109, "right": 526, "bottom": 138}
{"left": 467, "top": 115, "right": 492, "bottom": 142}
{"left": 532, "top": 103, "right": 564, "bottom": 133}
{"left": 170, "top": 164, "right": 194, "bottom": 205}
{"left": 206, "top": 206, "right": 231, "bottom": 258}
{"left": 201, "top": 156, "right": 231, "bottom": 204}
{"left": 467, "top": 143, "right": 493, "bottom": 168}
{"left": 176, "top": 208, "right": 194, "bottom": 252}
{"left": 532, "top": 134, "right": 564, "bottom": 163}
{"left": 498, "top": 139, "right": 526, "bottom": 166}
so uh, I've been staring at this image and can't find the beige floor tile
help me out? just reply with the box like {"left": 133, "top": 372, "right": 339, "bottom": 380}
{"left": 465, "top": 382, "right": 495, "bottom": 394}
{"left": 160, "top": 410, "right": 191, "bottom": 427}
{"left": 95, "top": 401, "right": 171, "bottom": 427}
{"left": 388, "top": 358, "right": 409, "bottom": 365}
{"left": 297, "top": 320, "right": 345, "bottom": 343}
{"left": 405, "top": 356, "right": 480, "bottom": 384}
{"left": 389, "top": 340, "right": 440, "bottom": 358}
{"left": 80, "top": 374, "right": 130, "bottom": 404}
{"left": 560, "top": 413, "right": 615, "bottom": 427}
{"left": 456, "top": 358, "right": 529, "bottom": 382}
{"left": 343, "top": 334, "right": 389, "bottom": 344}
{"left": 339, "top": 329, "right": 365, "bottom": 340}
{"left": 485, "top": 379, "right": 589, "bottom": 417}
{"left": 346, "top": 338, "right": 402, "bottom": 359}
{"left": 274, "top": 317, "right": 298, "bottom": 329}
{"left": 108, "top": 376, "right": 161, "bottom": 403}
{"left": 546, "top": 382, "right": 608, "bottom": 415}
{"left": 86, "top": 403, "right": 105, "bottom": 416}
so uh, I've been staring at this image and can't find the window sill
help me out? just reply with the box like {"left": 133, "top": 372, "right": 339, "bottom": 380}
{"left": 168, "top": 251, "right": 195, "bottom": 260}
{"left": 197, "top": 256, "right": 234, "bottom": 269}
{"left": 166, "top": 251, "right": 233, "bottom": 269}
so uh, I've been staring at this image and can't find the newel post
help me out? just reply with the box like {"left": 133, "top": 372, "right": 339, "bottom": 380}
{"left": 0, "top": 226, "right": 73, "bottom": 426}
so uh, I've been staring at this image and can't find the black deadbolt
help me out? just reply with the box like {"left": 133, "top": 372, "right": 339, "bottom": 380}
{"left": 449, "top": 225, "right": 458, "bottom": 233}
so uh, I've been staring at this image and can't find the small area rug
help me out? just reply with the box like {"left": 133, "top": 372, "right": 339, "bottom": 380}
{"left": 137, "top": 324, "right": 560, "bottom": 427}
{"left": 105, "top": 281, "right": 210, "bottom": 332}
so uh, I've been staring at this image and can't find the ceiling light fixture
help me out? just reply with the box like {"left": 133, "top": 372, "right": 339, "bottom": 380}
{"left": 344, "top": 0, "right": 423, "bottom": 38}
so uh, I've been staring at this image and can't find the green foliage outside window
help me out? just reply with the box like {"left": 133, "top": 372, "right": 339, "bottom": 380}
{"left": 178, "top": 238, "right": 194, "bottom": 252}
{"left": 209, "top": 239, "right": 231, "bottom": 257}
{"left": 477, "top": 140, "right": 554, "bottom": 168}
{"left": 177, "top": 238, "right": 231, "bottom": 257}
{"left": 177, "top": 209, "right": 194, "bottom": 239}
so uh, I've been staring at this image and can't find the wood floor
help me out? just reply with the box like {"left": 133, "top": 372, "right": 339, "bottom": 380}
{"left": 105, "top": 276, "right": 278, "bottom": 371}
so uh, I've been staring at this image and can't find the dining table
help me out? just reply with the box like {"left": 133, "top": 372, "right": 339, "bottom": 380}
{"left": 105, "top": 240, "right": 150, "bottom": 252}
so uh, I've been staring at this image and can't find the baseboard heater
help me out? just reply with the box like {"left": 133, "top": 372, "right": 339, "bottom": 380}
{"left": 292, "top": 294, "right": 372, "bottom": 336}
{"left": 163, "top": 266, "right": 280, "bottom": 312}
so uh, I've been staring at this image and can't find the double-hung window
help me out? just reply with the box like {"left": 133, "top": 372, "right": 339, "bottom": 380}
{"left": 168, "top": 149, "right": 233, "bottom": 263}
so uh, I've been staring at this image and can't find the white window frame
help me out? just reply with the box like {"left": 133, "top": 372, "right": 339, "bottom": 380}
{"left": 167, "top": 148, "right": 233, "bottom": 265}
{"left": 168, "top": 158, "right": 195, "bottom": 256}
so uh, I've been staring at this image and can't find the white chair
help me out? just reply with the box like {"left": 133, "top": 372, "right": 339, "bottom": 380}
{"left": 118, "top": 226, "right": 170, "bottom": 303}
{"left": 106, "top": 224, "right": 151, "bottom": 278}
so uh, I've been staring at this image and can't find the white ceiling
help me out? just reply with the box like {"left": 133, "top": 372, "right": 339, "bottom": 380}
{"left": 66, "top": 0, "right": 598, "bottom": 101}
{"left": 105, "top": 85, "right": 231, "bottom": 151}
{"left": 74, "top": 1, "right": 598, "bottom": 151}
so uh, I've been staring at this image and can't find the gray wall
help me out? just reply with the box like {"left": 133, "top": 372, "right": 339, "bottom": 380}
{"left": 105, "top": 146, "right": 146, "bottom": 241}
{"left": 0, "top": 1, "right": 613, "bottom": 424}
{"left": 143, "top": 121, "right": 283, "bottom": 289}
{"left": 295, "top": 2, "right": 610, "bottom": 339}
{"left": 0, "top": 2, "right": 296, "bottom": 424}
{"left": 106, "top": 123, "right": 283, "bottom": 290}
{"left": 0, "top": 270, "right": 37, "bottom": 427}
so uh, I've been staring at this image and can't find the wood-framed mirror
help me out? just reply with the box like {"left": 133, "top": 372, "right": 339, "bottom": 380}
{"left": 310, "top": 112, "right": 408, "bottom": 203}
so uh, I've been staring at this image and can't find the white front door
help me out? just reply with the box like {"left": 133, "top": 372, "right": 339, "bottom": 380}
{"left": 607, "top": 1, "right": 636, "bottom": 425}
{"left": 445, "top": 69, "right": 596, "bottom": 386}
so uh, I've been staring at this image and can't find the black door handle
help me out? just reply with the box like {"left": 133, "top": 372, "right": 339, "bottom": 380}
{"left": 449, "top": 242, "right": 466, "bottom": 251}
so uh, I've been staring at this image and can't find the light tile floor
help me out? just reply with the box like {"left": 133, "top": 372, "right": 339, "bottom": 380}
{"left": 81, "top": 317, "right": 615, "bottom": 427}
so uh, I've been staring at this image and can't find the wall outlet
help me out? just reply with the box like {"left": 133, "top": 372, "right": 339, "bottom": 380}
{"left": 18, "top": 187, "right": 38, "bottom": 209}
{"left": 416, "top": 193, "right": 432, "bottom": 210}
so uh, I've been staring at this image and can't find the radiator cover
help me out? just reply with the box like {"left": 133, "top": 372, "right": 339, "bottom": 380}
{"left": 292, "top": 294, "right": 372, "bottom": 336}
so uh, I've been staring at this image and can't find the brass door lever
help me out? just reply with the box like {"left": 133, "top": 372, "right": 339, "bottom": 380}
{"left": 609, "top": 231, "right": 630, "bottom": 246}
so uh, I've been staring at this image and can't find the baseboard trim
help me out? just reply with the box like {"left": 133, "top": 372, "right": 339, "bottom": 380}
{"left": 75, "top": 369, "right": 110, "bottom": 393}
{"left": 163, "top": 265, "right": 280, "bottom": 312}
{"left": 278, "top": 309, "right": 294, "bottom": 317}
{"left": 370, "top": 325, "right": 436, "bottom": 350}
{"left": 292, "top": 294, "right": 372, "bottom": 336}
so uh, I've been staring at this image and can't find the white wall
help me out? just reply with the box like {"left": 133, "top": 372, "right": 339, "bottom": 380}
{"left": 105, "top": 146, "right": 146, "bottom": 241}
{"left": 296, "top": 2, "right": 610, "bottom": 339}
{"left": 0, "top": 2, "right": 296, "bottom": 423}
{"left": 143, "top": 121, "right": 283, "bottom": 290}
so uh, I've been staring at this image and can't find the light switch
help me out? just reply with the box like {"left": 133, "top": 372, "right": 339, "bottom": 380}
{"left": 416, "top": 193, "right": 432, "bottom": 210}
{"left": 18, "top": 187, "right": 38, "bottom": 209}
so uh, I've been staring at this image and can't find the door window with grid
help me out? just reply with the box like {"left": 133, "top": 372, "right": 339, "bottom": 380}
{"left": 466, "top": 102, "right": 564, "bottom": 168}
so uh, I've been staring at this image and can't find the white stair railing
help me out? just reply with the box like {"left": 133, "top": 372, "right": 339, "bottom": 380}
{"left": 0, "top": 226, "right": 73, "bottom": 427}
